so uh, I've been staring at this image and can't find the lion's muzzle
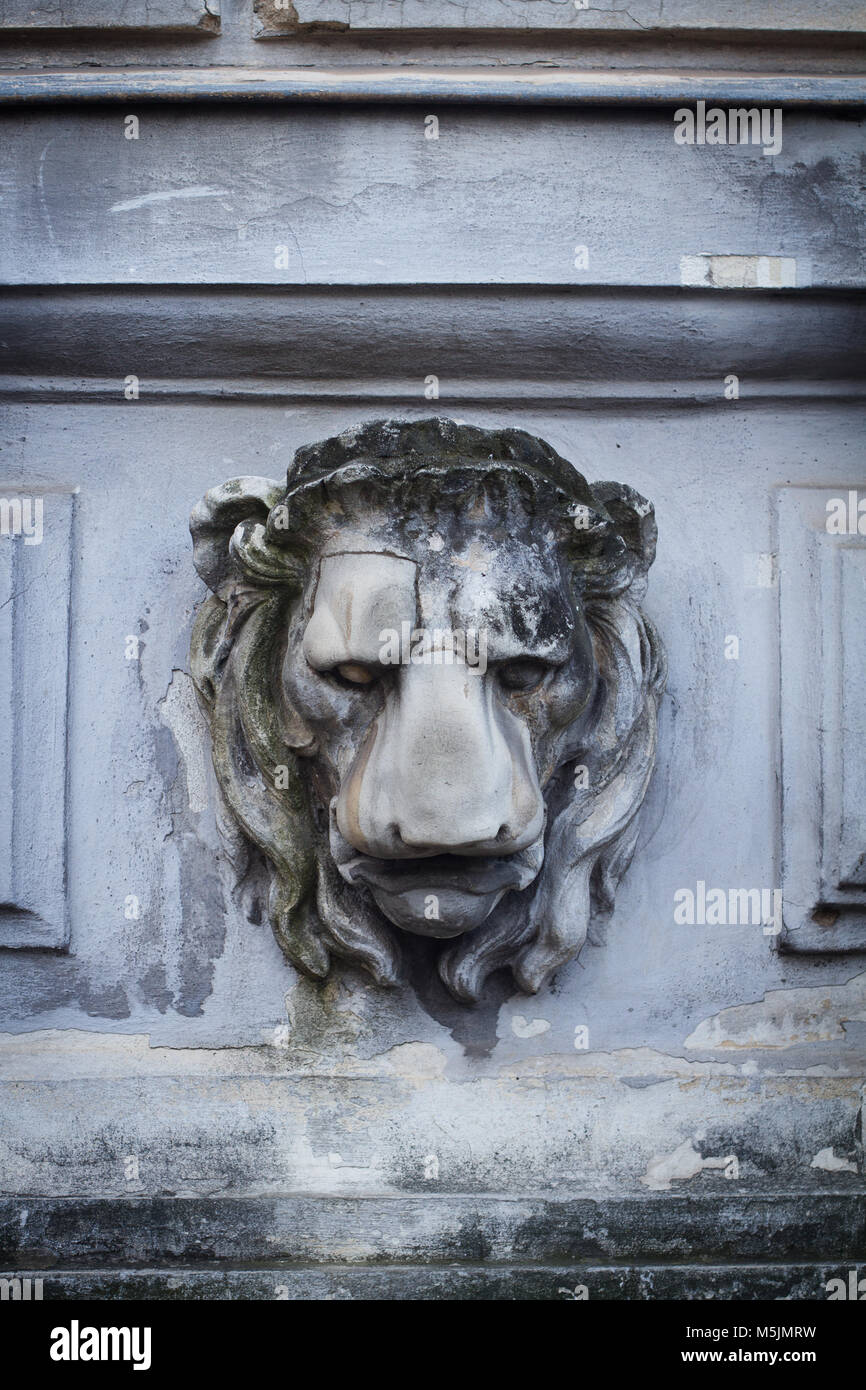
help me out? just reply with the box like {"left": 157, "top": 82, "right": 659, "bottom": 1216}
{"left": 328, "top": 657, "right": 546, "bottom": 936}
{"left": 335, "top": 657, "right": 546, "bottom": 862}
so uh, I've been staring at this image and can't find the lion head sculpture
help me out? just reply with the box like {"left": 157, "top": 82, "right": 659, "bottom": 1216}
{"left": 189, "top": 418, "right": 666, "bottom": 1003}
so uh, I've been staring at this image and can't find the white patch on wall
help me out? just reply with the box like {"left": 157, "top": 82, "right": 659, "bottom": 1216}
{"left": 109, "top": 186, "right": 229, "bottom": 213}
{"left": 680, "top": 254, "right": 799, "bottom": 289}
{"left": 810, "top": 1146, "right": 857, "bottom": 1174}
{"left": 511, "top": 1015, "right": 551, "bottom": 1039}
{"left": 743, "top": 552, "right": 779, "bottom": 588}
{"left": 641, "top": 1138, "right": 739, "bottom": 1191}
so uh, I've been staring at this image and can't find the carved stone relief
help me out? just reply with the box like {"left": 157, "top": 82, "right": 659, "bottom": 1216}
{"left": 189, "top": 418, "right": 666, "bottom": 1001}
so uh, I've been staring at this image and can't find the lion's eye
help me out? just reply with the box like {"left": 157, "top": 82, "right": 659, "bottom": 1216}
{"left": 497, "top": 659, "right": 550, "bottom": 692}
{"left": 334, "top": 662, "right": 377, "bottom": 686}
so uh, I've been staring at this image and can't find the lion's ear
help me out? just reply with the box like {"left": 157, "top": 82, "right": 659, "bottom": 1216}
{"left": 190, "top": 477, "right": 285, "bottom": 595}
{"left": 591, "top": 482, "right": 658, "bottom": 597}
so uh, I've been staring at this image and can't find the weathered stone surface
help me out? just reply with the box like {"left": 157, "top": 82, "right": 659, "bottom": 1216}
{"left": 1, "top": 1263, "right": 858, "bottom": 1300}
{"left": 0, "top": 107, "right": 862, "bottom": 286}
{"left": 3, "top": 1193, "right": 864, "bottom": 1267}
{"left": 253, "top": 0, "right": 866, "bottom": 40}
{"left": 0, "top": 0, "right": 218, "bottom": 31}
{"left": 0, "top": 1030, "right": 861, "bottom": 1196}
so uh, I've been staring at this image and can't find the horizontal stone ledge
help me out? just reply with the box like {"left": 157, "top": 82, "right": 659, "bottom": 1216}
{"left": 0, "top": 67, "right": 863, "bottom": 107}
{"left": 1, "top": 287, "right": 862, "bottom": 384}
{"left": 0, "top": 1262, "right": 857, "bottom": 1299}
{"left": 2, "top": 1193, "right": 864, "bottom": 1267}
{"left": 2, "top": 378, "right": 864, "bottom": 407}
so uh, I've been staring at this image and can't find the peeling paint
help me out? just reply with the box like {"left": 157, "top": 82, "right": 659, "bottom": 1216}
{"left": 810, "top": 1146, "right": 857, "bottom": 1173}
{"left": 640, "top": 1138, "right": 738, "bottom": 1191}
{"left": 378, "top": 1041, "right": 449, "bottom": 1080}
{"left": 684, "top": 974, "right": 866, "bottom": 1050}
{"left": 157, "top": 669, "right": 210, "bottom": 814}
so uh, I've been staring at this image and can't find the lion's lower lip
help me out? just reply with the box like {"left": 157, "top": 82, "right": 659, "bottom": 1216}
{"left": 339, "top": 854, "right": 529, "bottom": 895}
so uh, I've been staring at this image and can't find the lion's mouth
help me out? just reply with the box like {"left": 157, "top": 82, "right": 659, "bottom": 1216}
{"left": 337, "top": 851, "right": 541, "bottom": 896}
{"left": 328, "top": 804, "right": 545, "bottom": 938}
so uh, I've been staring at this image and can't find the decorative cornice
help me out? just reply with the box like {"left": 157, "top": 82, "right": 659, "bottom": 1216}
{"left": 1, "top": 285, "right": 862, "bottom": 402}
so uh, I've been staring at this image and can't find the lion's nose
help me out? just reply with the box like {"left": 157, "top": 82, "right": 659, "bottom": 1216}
{"left": 395, "top": 815, "right": 509, "bottom": 854}
{"left": 336, "top": 659, "right": 545, "bottom": 859}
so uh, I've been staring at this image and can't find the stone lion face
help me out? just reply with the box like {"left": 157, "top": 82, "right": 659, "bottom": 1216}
{"left": 189, "top": 419, "right": 666, "bottom": 1003}
{"left": 286, "top": 504, "right": 596, "bottom": 942}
